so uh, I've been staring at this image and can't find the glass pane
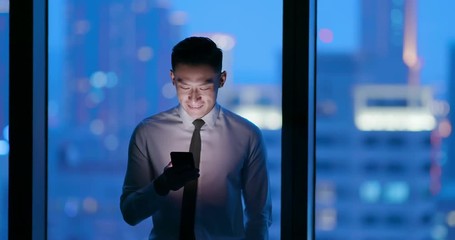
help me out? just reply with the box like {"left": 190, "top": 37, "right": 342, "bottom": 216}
{"left": 316, "top": 0, "right": 455, "bottom": 239}
{"left": 48, "top": 0, "right": 281, "bottom": 239}
{"left": 0, "top": 1, "right": 9, "bottom": 239}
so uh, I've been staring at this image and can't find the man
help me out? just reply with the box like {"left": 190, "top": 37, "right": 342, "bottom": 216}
{"left": 120, "top": 36, "right": 272, "bottom": 239}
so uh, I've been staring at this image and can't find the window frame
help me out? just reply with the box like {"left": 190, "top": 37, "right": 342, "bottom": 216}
{"left": 8, "top": 0, "right": 48, "bottom": 239}
{"left": 8, "top": 0, "right": 316, "bottom": 239}
{"left": 281, "top": 0, "right": 316, "bottom": 239}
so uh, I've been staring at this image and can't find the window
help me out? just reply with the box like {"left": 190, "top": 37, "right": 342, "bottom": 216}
{"left": 48, "top": 0, "right": 282, "bottom": 239}
{"left": 316, "top": 0, "right": 455, "bottom": 239}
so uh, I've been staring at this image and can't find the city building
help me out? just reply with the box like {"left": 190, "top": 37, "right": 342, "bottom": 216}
{"left": 48, "top": 1, "right": 183, "bottom": 238}
{"left": 315, "top": 0, "right": 439, "bottom": 239}
{"left": 437, "top": 43, "right": 455, "bottom": 239}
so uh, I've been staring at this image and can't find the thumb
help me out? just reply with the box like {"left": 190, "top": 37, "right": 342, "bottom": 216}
{"left": 164, "top": 161, "right": 172, "bottom": 170}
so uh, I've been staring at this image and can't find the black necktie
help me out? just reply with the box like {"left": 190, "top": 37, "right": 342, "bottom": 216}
{"left": 179, "top": 119, "right": 205, "bottom": 240}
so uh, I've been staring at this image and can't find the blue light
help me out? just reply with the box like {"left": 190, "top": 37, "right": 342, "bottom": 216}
{"left": 90, "top": 71, "right": 107, "bottom": 88}
{"left": 106, "top": 72, "right": 118, "bottom": 88}
{"left": 0, "top": 140, "right": 9, "bottom": 155}
{"left": 3, "top": 125, "right": 8, "bottom": 141}
{"left": 0, "top": 0, "right": 9, "bottom": 13}
{"left": 359, "top": 180, "right": 381, "bottom": 203}
{"left": 64, "top": 199, "right": 79, "bottom": 218}
{"left": 384, "top": 181, "right": 409, "bottom": 203}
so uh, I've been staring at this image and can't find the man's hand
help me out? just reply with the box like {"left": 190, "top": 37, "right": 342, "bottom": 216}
{"left": 153, "top": 164, "right": 199, "bottom": 196}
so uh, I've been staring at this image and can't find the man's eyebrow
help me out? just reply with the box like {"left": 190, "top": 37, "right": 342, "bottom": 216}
{"left": 175, "top": 78, "right": 189, "bottom": 84}
{"left": 204, "top": 78, "right": 214, "bottom": 84}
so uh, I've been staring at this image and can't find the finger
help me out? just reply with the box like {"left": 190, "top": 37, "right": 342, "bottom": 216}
{"left": 178, "top": 169, "right": 200, "bottom": 181}
{"left": 165, "top": 161, "right": 173, "bottom": 169}
{"left": 172, "top": 165, "right": 196, "bottom": 174}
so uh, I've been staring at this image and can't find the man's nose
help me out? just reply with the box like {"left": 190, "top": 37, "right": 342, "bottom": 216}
{"left": 189, "top": 89, "right": 200, "bottom": 100}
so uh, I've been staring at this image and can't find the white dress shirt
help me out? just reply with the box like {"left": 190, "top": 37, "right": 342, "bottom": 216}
{"left": 120, "top": 103, "right": 272, "bottom": 240}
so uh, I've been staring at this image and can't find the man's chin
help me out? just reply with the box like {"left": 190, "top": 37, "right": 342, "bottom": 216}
{"left": 185, "top": 108, "right": 206, "bottom": 119}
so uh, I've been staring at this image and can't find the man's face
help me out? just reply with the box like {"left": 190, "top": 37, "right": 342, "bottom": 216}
{"left": 171, "top": 64, "right": 226, "bottom": 119}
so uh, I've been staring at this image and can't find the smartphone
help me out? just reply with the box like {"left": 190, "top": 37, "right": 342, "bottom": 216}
{"left": 170, "top": 151, "right": 195, "bottom": 169}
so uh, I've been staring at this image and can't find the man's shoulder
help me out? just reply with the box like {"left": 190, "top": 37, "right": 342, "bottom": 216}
{"left": 136, "top": 107, "right": 179, "bottom": 129}
{"left": 220, "top": 106, "right": 261, "bottom": 133}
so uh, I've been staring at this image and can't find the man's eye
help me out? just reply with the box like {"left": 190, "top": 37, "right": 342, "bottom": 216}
{"left": 200, "top": 87, "right": 210, "bottom": 91}
{"left": 180, "top": 86, "right": 190, "bottom": 90}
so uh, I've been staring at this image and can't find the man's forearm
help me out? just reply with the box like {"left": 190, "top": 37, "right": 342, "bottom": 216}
{"left": 120, "top": 183, "right": 162, "bottom": 225}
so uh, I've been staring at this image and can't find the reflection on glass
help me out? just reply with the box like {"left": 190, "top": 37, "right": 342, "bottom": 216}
{"left": 0, "top": 1, "right": 9, "bottom": 239}
{"left": 316, "top": 0, "right": 455, "bottom": 239}
{"left": 48, "top": 0, "right": 282, "bottom": 239}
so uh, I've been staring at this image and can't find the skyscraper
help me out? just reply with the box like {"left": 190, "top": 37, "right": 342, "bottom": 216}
{"left": 55, "top": 0, "right": 181, "bottom": 169}
{"left": 315, "top": 0, "right": 437, "bottom": 239}
{"left": 358, "top": 0, "right": 412, "bottom": 85}
{"left": 47, "top": 1, "right": 183, "bottom": 239}
{"left": 444, "top": 43, "right": 455, "bottom": 186}
{"left": 437, "top": 43, "right": 455, "bottom": 239}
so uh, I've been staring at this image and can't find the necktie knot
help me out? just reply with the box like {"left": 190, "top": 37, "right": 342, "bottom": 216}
{"left": 192, "top": 119, "right": 205, "bottom": 130}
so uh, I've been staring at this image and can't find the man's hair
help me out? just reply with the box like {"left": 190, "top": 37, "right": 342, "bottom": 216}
{"left": 171, "top": 36, "right": 223, "bottom": 72}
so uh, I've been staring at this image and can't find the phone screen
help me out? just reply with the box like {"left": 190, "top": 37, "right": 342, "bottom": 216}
{"left": 170, "top": 151, "right": 195, "bottom": 169}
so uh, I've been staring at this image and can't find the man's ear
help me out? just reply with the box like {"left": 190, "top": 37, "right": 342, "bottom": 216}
{"left": 219, "top": 71, "right": 227, "bottom": 88}
{"left": 170, "top": 70, "right": 175, "bottom": 85}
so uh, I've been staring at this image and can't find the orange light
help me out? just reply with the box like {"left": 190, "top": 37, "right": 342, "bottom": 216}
{"left": 438, "top": 119, "right": 452, "bottom": 138}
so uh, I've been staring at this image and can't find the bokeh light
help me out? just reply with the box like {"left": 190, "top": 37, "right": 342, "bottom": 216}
{"left": 319, "top": 28, "right": 334, "bottom": 43}
{"left": 83, "top": 197, "right": 98, "bottom": 214}
{"left": 137, "top": 46, "right": 153, "bottom": 62}
{"left": 3, "top": 125, "right": 8, "bottom": 141}
{"left": 90, "top": 119, "right": 105, "bottom": 135}
{"left": 64, "top": 198, "right": 79, "bottom": 218}
{"left": 90, "top": 71, "right": 108, "bottom": 88}
{"left": 162, "top": 82, "right": 176, "bottom": 99}
{"left": 0, "top": 140, "right": 9, "bottom": 155}
{"left": 104, "top": 134, "right": 119, "bottom": 151}
{"left": 359, "top": 180, "right": 381, "bottom": 203}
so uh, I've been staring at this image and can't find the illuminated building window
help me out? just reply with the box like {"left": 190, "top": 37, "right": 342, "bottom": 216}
{"left": 0, "top": 140, "right": 8, "bottom": 155}
{"left": 383, "top": 181, "right": 410, "bottom": 203}
{"left": 316, "top": 208, "right": 337, "bottom": 231}
{"left": 316, "top": 100, "right": 337, "bottom": 117}
{"left": 359, "top": 180, "right": 381, "bottom": 203}
{"left": 431, "top": 224, "right": 448, "bottom": 240}
{"left": 316, "top": 181, "right": 336, "bottom": 205}
{"left": 446, "top": 211, "right": 455, "bottom": 227}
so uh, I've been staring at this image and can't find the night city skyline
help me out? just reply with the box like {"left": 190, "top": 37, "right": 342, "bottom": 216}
{"left": 2, "top": 0, "right": 455, "bottom": 239}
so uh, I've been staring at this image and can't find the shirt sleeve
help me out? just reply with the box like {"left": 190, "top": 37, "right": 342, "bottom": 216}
{"left": 120, "top": 123, "right": 164, "bottom": 226}
{"left": 242, "top": 127, "right": 273, "bottom": 239}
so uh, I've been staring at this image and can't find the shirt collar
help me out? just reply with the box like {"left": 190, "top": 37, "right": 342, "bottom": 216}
{"left": 178, "top": 103, "right": 220, "bottom": 129}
